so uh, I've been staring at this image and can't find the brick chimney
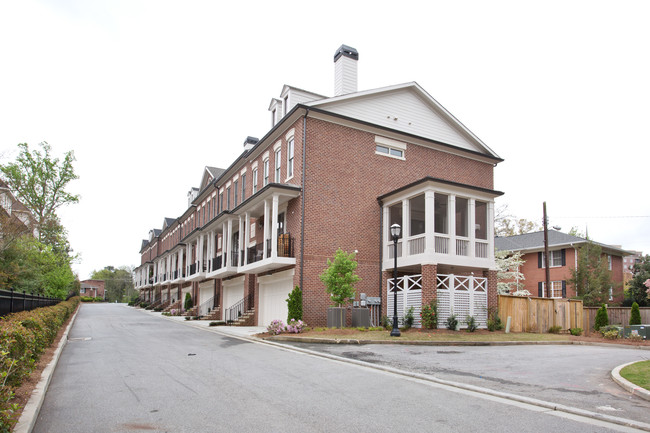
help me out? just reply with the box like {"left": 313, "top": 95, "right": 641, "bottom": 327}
{"left": 334, "top": 44, "right": 358, "bottom": 96}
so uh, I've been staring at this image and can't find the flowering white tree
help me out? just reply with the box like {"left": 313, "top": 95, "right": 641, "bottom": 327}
{"left": 495, "top": 249, "right": 526, "bottom": 295}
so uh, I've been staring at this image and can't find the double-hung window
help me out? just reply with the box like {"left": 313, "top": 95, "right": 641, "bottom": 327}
{"left": 252, "top": 168, "right": 258, "bottom": 194}
{"left": 275, "top": 148, "right": 281, "bottom": 182}
{"left": 241, "top": 174, "right": 246, "bottom": 202}
{"left": 233, "top": 180, "right": 238, "bottom": 207}
{"left": 287, "top": 138, "right": 294, "bottom": 179}
{"left": 263, "top": 159, "right": 269, "bottom": 186}
{"left": 226, "top": 187, "right": 231, "bottom": 210}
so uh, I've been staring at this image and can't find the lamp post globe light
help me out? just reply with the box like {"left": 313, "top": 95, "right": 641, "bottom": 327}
{"left": 390, "top": 223, "right": 401, "bottom": 337}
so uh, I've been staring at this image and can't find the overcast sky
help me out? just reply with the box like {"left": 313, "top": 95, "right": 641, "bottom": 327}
{"left": 1, "top": 0, "right": 648, "bottom": 280}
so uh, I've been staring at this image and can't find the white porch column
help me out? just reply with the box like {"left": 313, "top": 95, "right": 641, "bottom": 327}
{"left": 263, "top": 199, "right": 270, "bottom": 260}
{"left": 401, "top": 199, "right": 409, "bottom": 258}
{"left": 227, "top": 219, "right": 233, "bottom": 267}
{"left": 449, "top": 195, "right": 456, "bottom": 256}
{"left": 425, "top": 191, "right": 435, "bottom": 256}
{"left": 469, "top": 199, "right": 476, "bottom": 258}
{"left": 244, "top": 212, "right": 250, "bottom": 265}
{"left": 271, "top": 195, "right": 279, "bottom": 258}
{"left": 487, "top": 201, "right": 495, "bottom": 262}
{"left": 382, "top": 205, "right": 390, "bottom": 259}
{"left": 222, "top": 222, "right": 227, "bottom": 266}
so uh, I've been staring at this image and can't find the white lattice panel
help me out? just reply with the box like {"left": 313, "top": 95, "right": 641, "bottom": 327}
{"left": 386, "top": 275, "right": 422, "bottom": 327}
{"left": 436, "top": 274, "right": 488, "bottom": 329}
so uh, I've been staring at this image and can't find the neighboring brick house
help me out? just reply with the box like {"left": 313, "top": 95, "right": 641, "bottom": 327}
{"left": 494, "top": 231, "right": 630, "bottom": 304}
{"left": 134, "top": 45, "right": 503, "bottom": 328}
{"left": 0, "top": 179, "right": 38, "bottom": 242}
{"left": 80, "top": 279, "right": 106, "bottom": 299}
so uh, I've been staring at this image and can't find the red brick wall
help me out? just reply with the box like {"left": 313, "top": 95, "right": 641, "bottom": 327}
{"left": 299, "top": 118, "right": 495, "bottom": 326}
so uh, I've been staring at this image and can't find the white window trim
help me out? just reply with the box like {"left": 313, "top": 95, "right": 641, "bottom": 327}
{"left": 240, "top": 167, "right": 247, "bottom": 175}
{"left": 262, "top": 150, "right": 270, "bottom": 160}
{"left": 541, "top": 250, "right": 563, "bottom": 268}
{"left": 286, "top": 135, "right": 295, "bottom": 182}
{"left": 375, "top": 136, "right": 406, "bottom": 160}
{"left": 273, "top": 140, "right": 282, "bottom": 151}
{"left": 541, "top": 281, "right": 563, "bottom": 299}
{"left": 251, "top": 161, "right": 258, "bottom": 170}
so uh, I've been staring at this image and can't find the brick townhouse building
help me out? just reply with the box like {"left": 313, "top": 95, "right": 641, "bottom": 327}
{"left": 494, "top": 230, "right": 630, "bottom": 304}
{"left": 134, "top": 45, "right": 503, "bottom": 328}
{"left": 80, "top": 279, "right": 106, "bottom": 299}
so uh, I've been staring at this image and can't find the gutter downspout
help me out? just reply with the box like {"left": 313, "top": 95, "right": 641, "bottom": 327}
{"left": 299, "top": 109, "right": 309, "bottom": 291}
{"left": 378, "top": 200, "right": 384, "bottom": 313}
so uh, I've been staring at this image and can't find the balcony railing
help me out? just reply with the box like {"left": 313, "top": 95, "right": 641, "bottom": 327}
{"left": 212, "top": 255, "right": 223, "bottom": 271}
{"left": 475, "top": 241, "right": 488, "bottom": 258}
{"left": 456, "top": 239, "right": 469, "bottom": 256}
{"left": 409, "top": 235, "right": 425, "bottom": 255}
{"left": 278, "top": 233, "right": 293, "bottom": 257}
{"left": 435, "top": 235, "right": 449, "bottom": 254}
{"left": 247, "top": 243, "right": 264, "bottom": 264}
{"left": 189, "top": 263, "right": 196, "bottom": 275}
{"left": 231, "top": 253, "right": 238, "bottom": 267}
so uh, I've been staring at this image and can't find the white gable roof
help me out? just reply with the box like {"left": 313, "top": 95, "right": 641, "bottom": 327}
{"left": 305, "top": 82, "right": 499, "bottom": 159}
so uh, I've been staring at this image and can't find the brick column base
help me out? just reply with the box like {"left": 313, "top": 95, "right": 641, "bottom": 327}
{"left": 484, "top": 269, "right": 498, "bottom": 311}
{"left": 422, "top": 264, "right": 437, "bottom": 308}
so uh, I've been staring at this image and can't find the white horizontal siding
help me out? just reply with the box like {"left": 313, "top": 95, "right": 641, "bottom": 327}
{"left": 316, "top": 89, "right": 478, "bottom": 152}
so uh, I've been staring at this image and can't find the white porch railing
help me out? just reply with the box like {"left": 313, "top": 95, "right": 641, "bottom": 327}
{"left": 409, "top": 236, "right": 425, "bottom": 255}
{"left": 435, "top": 235, "right": 449, "bottom": 254}
{"left": 456, "top": 239, "right": 469, "bottom": 256}
{"left": 475, "top": 241, "right": 488, "bottom": 258}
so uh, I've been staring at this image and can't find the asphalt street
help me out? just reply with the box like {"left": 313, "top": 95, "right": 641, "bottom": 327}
{"left": 33, "top": 304, "right": 648, "bottom": 433}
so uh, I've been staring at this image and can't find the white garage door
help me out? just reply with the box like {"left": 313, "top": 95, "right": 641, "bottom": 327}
{"left": 198, "top": 281, "right": 214, "bottom": 316}
{"left": 258, "top": 270, "right": 294, "bottom": 327}
{"left": 222, "top": 277, "right": 245, "bottom": 321}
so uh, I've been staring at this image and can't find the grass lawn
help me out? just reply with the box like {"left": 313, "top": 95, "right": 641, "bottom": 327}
{"left": 620, "top": 360, "right": 650, "bottom": 391}
{"left": 274, "top": 327, "right": 573, "bottom": 342}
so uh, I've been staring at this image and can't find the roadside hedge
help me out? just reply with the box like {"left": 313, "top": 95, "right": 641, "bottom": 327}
{"left": 0, "top": 297, "right": 79, "bottom": 431}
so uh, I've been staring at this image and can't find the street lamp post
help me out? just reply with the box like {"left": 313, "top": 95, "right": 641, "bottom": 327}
{"left": 390, "top": 223, "right": 401, "bottom": 337}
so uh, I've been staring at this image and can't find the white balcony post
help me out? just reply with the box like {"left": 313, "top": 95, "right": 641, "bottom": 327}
{"left": 263, "top": 199, "right": 270, "bottom": 260}
{"left": 271, "top": 194, "right": 279, "bottom": 259}
{"left": 382, "top": 205, "right": 390, "bottom": 258}
{"left": 244, "top": 212, "right": 250, "bottom": 265}
{"left": 402, "top": 199, "right": 409, "bottom": 257}
{"left": 425, "top": 191, "right": 435, "bottom": 256}
{"left": 488, "top": 201, "right": 495, "bottom": 261}
{"left": 227, "top": 219, "right": 233, "bottom": 267}
{"left": 449, "top": 195, "right": 456, "bottom": 256}
{"left": 469, "top": 198, "right": 476, "bottom": 258}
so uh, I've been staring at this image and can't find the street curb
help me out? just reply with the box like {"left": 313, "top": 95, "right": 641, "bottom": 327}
{"left": 611, "top": 361, "right": 650, "bottom": 402}
{"left": 13, "top": 303, "right": 81, "bottom": 433}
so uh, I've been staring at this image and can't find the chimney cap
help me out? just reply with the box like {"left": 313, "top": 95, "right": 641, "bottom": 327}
{"left": 334, "top": 44, "right": 359, "bottom": 62}
{"left": 244, "top": 136, "right": 259, "bottom": 146}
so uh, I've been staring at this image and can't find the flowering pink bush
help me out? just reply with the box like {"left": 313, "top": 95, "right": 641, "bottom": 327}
{"left": 284, "top": 319, "right": 306, "bottom": 333}
{"left": 267, "top": 319, "right": 306, "bottom": 334}
{"left": 267, "top": 319, "right": 285, "bottom": 335}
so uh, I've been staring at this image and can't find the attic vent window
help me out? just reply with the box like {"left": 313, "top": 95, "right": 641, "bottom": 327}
{"left": 375, "top": 136, "right": 406, "bottom": 160}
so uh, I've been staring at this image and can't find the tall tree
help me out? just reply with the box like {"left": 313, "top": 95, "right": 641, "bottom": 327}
{"left": 0, "top": 142, "right": 79, "bottom": 243}
{"left": 626, "top": 255, "right": 650, "bottom": 307}
{"left": 568, "top": 241, "right": 614, "bottom": 306}
{"left": 495, "top": 249, "right": 526, "bottom": 294}
{"left": 91, "top": 266, "right": 135, "bottom": 302}
{"left": 495, "top": 204, "right": 540, "bottom": 237}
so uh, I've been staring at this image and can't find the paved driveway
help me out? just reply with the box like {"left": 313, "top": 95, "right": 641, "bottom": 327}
{"left": 283, "top": 341, "right": 650, "bottom": 423}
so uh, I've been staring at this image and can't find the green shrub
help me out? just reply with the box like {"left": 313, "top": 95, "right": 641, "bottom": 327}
{"left": 570, "top": 327, "right": 583, "bottom": 336}
{"left": 381, "top": 315, "right": 392, "bottom": 330}
{"left": 0, "top": 297, "right": 80, "bottom": 431}
{"left": 286, "top": 286, "right": 303, "bottom": 321}
{"left": 421, "top": 301, "right": 437, "bottom": 329}
{"left": 184, "top": 293, "right": 192, "bottom": 311}
{"left": 548, "top": 326, "right": 562, "bottom": 334}
{"left": 627, "top": 333, "right": 643, "bottom": 342}
{"left": 630, "top": 302, "right": 641, "bottom": 325}
{"left": 594, "top": 304, "right": 609, "bottom": 331}
{"left": 466, "top": 316, "right": 477, "bottom": 332}
{"left": 603, "top": 330, "right": 619, "bottom": 340}
{"left": 599, "top": 325, "right": 621, "bottom": 337}
{"left": 487, "top": 307, "right": 503, "bottom": 332}
{"left": 446, "top": 315, "right": 458, "bottom": 331}
{"left": 403, "top": 307, "right": 415, "bottom": 330}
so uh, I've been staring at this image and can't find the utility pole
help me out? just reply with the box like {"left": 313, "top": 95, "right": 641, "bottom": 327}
{"left": 543, "top": 202, "right": 551, "bottom": 298}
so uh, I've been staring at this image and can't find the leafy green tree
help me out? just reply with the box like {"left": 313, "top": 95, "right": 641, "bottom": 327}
{"left": 90, "top": 266, "right": 134, "bottom": 302}
{"left": 568, "top": 241, "right": 614, "bottom": 306}
{"left": 184, "top": 292, "right": 193, "bottom": 311}
{"left": 630, "top": 302, "right": 641, "bottom": 325}
{"left": 0, "top": 142, "right": 79, "bottom": 243}
{"left": 319, "top": 248, "right": 361, "bottom": 307}
{"left": 286, "top": 285, "right": 303, "bottom": 321}
{"left": 626, "top": 255, "right": 650, "bottom": 307}
{"left": 0, "top": 236, "right": 74, "bottom": 298}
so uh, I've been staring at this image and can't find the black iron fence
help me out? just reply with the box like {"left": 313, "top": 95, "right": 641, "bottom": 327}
{"left": 0, "top": 288, "right": 61, "bottom": 317}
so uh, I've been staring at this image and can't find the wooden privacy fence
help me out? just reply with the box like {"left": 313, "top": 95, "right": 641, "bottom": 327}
{"left": 498, "top": 295, "right": 583, "bottom": 333}
{"left": 583, "top": 307, "right": 650, "bottom": 331}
